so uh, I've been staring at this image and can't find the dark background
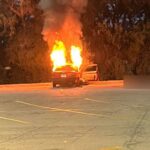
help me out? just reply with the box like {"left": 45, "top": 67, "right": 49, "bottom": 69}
{"left": 0, "top": 0, "right": 149, "bottom": 84}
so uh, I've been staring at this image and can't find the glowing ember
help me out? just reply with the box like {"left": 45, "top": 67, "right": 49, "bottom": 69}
{"left": 71, "top": 46, "right": 82, "bottom": 69}
{"left": 51, "top": 40, "right": 66, "bottom": 71}
{"left": 51, "top": 40, "right": 82, "bottom": 71}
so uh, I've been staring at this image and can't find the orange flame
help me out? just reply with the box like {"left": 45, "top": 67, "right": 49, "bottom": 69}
{"left": 71, "top": 46, "right": 82, "bottom": 69}
{"left": 51, "top": 40, "right": 82, "bottom": 71}
{"left": 51, "top": 40, "right": 66, "bottom": 71}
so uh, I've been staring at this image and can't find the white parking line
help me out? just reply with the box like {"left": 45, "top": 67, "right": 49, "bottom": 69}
{"left": 16, "top": 100, "right": 108, "bottom": 117}
{"left": 84, "top": 98, "right": 110, "bottom": 104}
{"left": 0, "top": 116, "right": 30, "bottom": 125}
{"left": 99, "top": 146, "right": 122, "bottom": 150}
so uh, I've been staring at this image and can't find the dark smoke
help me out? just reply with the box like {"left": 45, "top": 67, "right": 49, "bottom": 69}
{"left": 39, "top": 0, "right": 88, "bottom": 49}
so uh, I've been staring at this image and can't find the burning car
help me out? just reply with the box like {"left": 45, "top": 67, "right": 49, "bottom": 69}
{"left": 52, "top": 64, "right": 81, "bottom": 87}
{"left": 50, "top": 40, "right": 83, "bottom": 88}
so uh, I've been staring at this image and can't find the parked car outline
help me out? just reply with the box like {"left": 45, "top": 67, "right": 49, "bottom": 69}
{"left": 82, "top": 64, "right": 100, "bottom": 81}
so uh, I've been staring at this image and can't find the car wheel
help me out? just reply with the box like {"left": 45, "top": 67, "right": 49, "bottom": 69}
{"left": 76, "top": 78, "right": 80, "bottom": 87}
{"left": 53, "top": 82, "right": 57, "bottom": 88}
{"left": 96, "top": 75, "right": 99, "bottom": 81}
{"left": 94, "top": 75, "right": 99, "bottom": 81}
{"left": 94, "top": 75, "right": 96, "bottom": 81}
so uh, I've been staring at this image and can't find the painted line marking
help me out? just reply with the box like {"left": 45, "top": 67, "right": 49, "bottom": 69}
{"left": 100, "top": 146, "right": 122, "bottom": 150}
{"left": 16, "top": 101, "right": 108, "bottom": 117}
{"left": 84, "top": 98, "right": 110, "bottom": 104}
{"left": 0, "top": 116, "right": 30, "bottom": 124}
{"left": 0, "top": 111, "right": 6, "bottom": 112}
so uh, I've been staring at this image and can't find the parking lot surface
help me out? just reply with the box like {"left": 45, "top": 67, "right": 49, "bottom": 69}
{"left": 0, "top": 81, "right": 149, "bottom": 150}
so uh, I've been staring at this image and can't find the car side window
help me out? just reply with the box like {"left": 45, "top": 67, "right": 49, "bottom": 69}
{"left": 85, "top": 66, "right": 97, "bottom": 72}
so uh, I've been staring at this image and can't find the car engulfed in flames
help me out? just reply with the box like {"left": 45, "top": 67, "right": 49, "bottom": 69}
{"left": 52, "top": 64, "right": 81, "bottom": 87}
{"left": 51, "top": 40, "right": 82, "bottom": 87}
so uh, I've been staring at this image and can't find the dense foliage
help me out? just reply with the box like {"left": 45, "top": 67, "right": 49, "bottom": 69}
{"left": 0, "top": 0, "right": 50, "bottom": 84}
{"left": 0, "top": 0, "right": 149, "bottom": 83}
{"left": 81, "top": 0, "right": 150, "bottom": 80}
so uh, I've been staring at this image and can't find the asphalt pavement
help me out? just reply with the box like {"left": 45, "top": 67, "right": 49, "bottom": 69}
{"left": 0, "top": 81, "right": 150, "bottom": 150}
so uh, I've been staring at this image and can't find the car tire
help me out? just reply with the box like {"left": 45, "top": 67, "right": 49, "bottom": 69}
{"left": 53, "top": 82, "right": 57, "bottom": 88}
{"left": 94, "top": 75, "right": 99, "bottom": 81}
{"left": 96, "top": 75, "right": 99, "bottom": 81}
{"left": 76, "top": 78, "right": 80, "bottom": 87}
{"left": 94, "top": 75, "right": 96, "bottom": 81}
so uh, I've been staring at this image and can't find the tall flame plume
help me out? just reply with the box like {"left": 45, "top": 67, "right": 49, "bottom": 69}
{"left": 71, "top": 46, "right": 82, "bottom": 69}
{"left": 39, "top": 0, "right": 87, "bottom": 71}
{"left": 51, "top": 41, "right": 67, "bottom": 71}
{"left": 51, "top": 40, "right": 82, "bottom": 71}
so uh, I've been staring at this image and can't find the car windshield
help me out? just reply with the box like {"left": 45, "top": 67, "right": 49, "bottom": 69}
{"left": 85, "top": 65, "right": 97, "bottom": 71}
{"left": 55, "top": 65, "right": 78, "bottom": 72}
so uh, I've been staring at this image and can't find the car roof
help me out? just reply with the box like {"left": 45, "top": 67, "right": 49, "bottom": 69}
{"left": 54, "top": 64, "right": 78, "bottom": 72}
{"left": 87, "top": 64, "right": 98, "bottom": 67}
